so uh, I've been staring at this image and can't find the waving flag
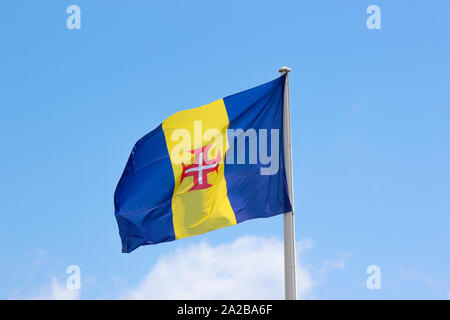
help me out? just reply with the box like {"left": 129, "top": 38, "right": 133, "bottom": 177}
{"left": 114, "top": 75, "right": 292, "bottom": 253}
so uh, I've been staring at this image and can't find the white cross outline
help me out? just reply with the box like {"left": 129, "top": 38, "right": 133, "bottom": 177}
{"left": 184, "top": 150, "right": 218, "bottom": 185}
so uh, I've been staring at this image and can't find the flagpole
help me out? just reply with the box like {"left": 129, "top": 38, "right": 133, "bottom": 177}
{"left": 279, "top": 66, "right": 297, "bottom": 300}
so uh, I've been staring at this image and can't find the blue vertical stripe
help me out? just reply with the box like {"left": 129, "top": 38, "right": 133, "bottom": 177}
{"left": 223, "top": 75, "right": 292, "bottom": 223}
{"left": 114, "top": 124, "right": 175, "bottom": 253}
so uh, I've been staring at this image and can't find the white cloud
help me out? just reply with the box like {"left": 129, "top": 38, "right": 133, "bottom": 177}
{"left": 398, "top": 267, "right": 437, "bottom": 288}
{"left": 33, "top": 278, "right": 80, "bottom": 300}
{"left": 122, "top": 236, "right": 340, "bottom": 300}
{"left": 321, "top": 253, "right": 349, "bottom": 272}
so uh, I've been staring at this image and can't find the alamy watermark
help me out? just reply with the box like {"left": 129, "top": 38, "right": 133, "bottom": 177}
{"left": 366, "top": 5, "right": 381, "bottom": 30}
{"left": 66, "top": 5, "right": 81, "bottom": 30}
{"left": 66, "top": 265, "right": 81, "bottom": 290}
{"left": 366, "top": 265, "right": 381, "bottom": 290}
{"left": 170, "top": 121, "right": 280, "bottom": 176}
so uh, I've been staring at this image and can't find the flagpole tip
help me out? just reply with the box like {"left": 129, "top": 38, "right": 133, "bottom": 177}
{"left": 279, "top": 66, "right": 291, "bottom": 74}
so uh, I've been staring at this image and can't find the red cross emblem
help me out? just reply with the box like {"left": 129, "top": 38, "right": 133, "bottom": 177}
{"left": 180, "top": 144, "right": 221, "bottom": 191}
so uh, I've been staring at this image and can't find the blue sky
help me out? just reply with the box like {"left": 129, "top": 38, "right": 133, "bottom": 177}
{"left": 0, "top": 0, "right": 449, "bottom": 299}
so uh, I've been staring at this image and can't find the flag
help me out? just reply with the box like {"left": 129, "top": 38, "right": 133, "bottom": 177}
{"left": 114, "top": 75, "right": 292, "bottom": 253}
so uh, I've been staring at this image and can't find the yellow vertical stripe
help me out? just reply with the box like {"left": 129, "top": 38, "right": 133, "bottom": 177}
{"left": 162, "top": 99, "right": 236, "bottom": 239}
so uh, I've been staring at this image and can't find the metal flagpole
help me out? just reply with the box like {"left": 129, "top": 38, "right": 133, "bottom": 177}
{"left": 279, "top": 66, "right": 297, "bottom": 300}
